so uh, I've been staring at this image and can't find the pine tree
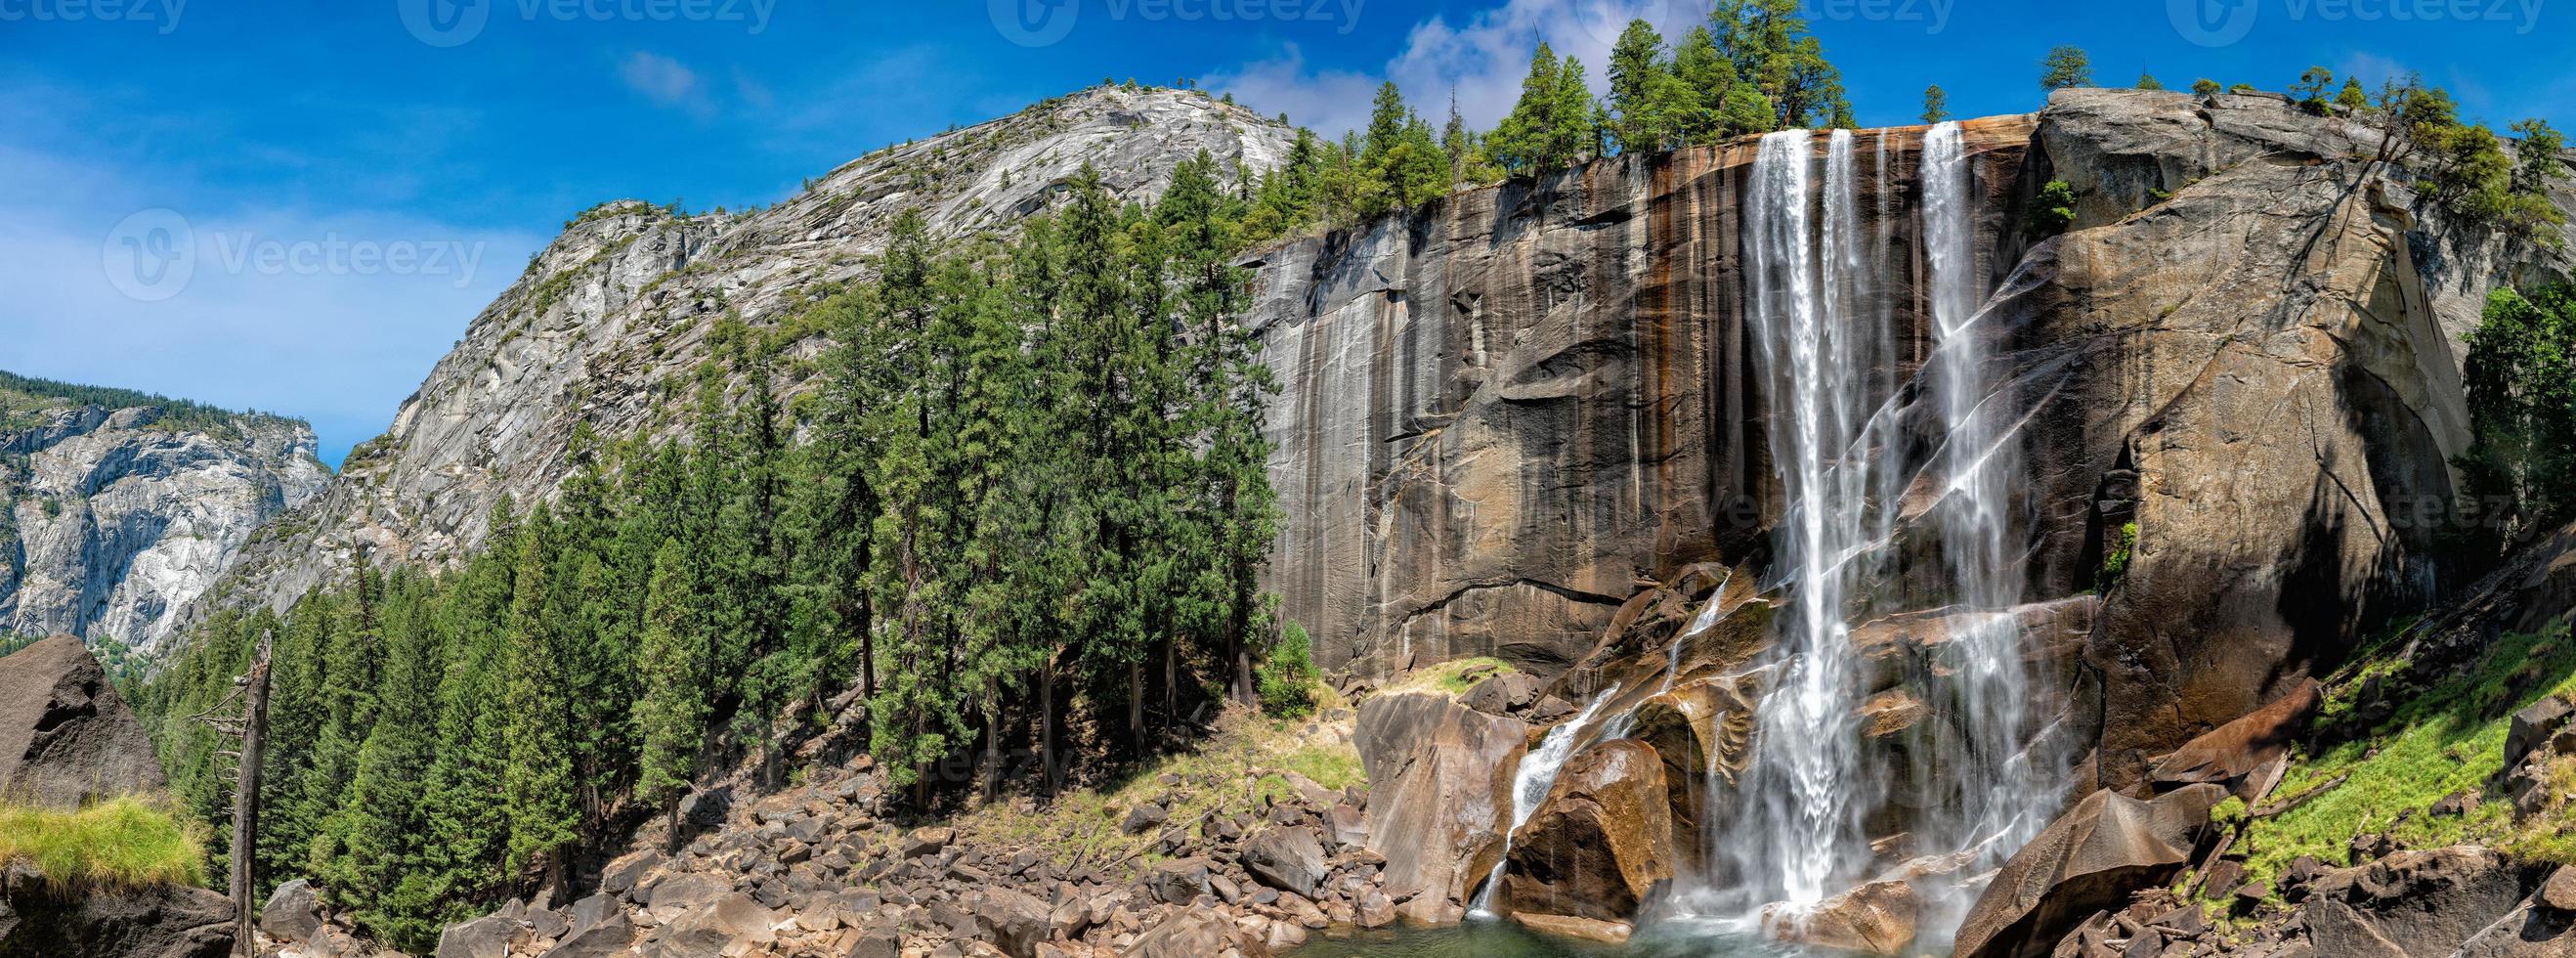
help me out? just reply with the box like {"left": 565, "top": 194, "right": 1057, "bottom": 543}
{"left": 2138, "top": 72, "right": 2166, "bottom": 91}
{"left": 1710, "top": 0, "right": 1851, "bottom": 128}
{"left": 2040, "top": 45, "right": 2094, "bottom": 91}
{"left": 331, "top": 571, "right": 444, "bottom": 950}
{"left": 1608, "top": 20, "right": 1683, "bottom": 154}
{"left": 1921, "top": 84, "right": 1949, "bottom": 124}
{"left": 498, "top": 510, "right": 578, "bottom": 891}
{"left": 633, "top": 539, "right": 705, "bottom": 849}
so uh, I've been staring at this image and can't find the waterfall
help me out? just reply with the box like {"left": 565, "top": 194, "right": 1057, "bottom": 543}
{"left": 1470, "top": 685, "right": 1623, "bottom": 919}
{"left": 1918, "top": 120, "right": 2058, "bottom": 888}
{"left": 1725, "top": 129, "right": 1882, "bottom": 913}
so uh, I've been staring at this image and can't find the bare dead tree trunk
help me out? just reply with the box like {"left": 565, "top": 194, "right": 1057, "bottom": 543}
{"left": 231, "top": 631, "right": 274, "bottom": 957}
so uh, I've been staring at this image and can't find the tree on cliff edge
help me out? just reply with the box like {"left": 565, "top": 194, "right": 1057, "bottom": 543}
{"left": 2040, "top": 45, "right": 2094, "bottom": 90}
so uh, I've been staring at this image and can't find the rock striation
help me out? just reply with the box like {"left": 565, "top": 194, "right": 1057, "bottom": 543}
{"left": 1245, "top": 116, "right": 2036, "bottom": 675}
{"left": 0, "top": 383, "right": 324, "bottom": 651}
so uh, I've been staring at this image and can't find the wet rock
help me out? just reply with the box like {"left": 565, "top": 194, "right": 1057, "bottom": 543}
{"left": 1499, "top": 739, "right": 1676, "bottom": 924}
{"left": 1768, "top": 880, "right": 1920, "bottom": 955}
{"left": 1954, "top": 783, "right": 2227, "bottom": 958}
{"left": 1509, "top": 912, "right": 1633, "bottom": 943}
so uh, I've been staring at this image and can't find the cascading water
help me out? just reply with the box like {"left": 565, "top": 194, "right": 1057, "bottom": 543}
{"left": 1685, "top": 123, "right": 2055, "bottom": 936}
{"left": 1470, "top": 685, "right": 1623, "bottom": 919}
{"left": 1723, "top": 129, "right": 1886, "bottom": 914}
{"left": 1916, "top": 120, "right": 2059, "bottom": 898}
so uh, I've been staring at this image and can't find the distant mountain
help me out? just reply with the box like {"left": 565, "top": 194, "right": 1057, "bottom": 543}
{"left": 0, "top": 370, "right": 327, "bottom": 650}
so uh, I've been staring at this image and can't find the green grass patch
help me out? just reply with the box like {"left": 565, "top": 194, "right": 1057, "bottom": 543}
{"left": 962, "top": 709, "right": 1364, "bottom": 875}
{"left": 2241, "top": 622, "right": 2576, "bottom": 887}
{"left": 1385, "top": 657, "right": 1515, "bottom": 697}
{"left": 1276, "top": 741, "right": 1365, "bottom": 792}
{"left": 0, "top": 798, "right": 209, "bottom": 890}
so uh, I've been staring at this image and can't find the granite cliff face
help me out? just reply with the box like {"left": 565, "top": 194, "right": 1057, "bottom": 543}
{"left": 195, "top": 86, "right": 1296, "bottom": 619}
{"left": 1245, "top": 115, "right": 2037, "bottom": 675}
{"left": 0, "top": 380, "right": 325, "bottom": 651}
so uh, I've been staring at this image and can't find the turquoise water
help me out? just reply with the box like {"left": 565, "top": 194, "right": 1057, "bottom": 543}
{"left": 1292, "top": 919, "right": 1848, "bottom": 957}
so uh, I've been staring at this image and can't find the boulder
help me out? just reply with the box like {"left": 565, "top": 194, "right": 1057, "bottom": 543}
{"left": 0, "top": 863, "right": 233, "bottom": 958}
{"left": 1126, "top": 909, "right": 1237, "bottom": 958}
{"left": 435, "top": 914, "right": 517, "bottom": 958}
{"left": 540, "top": 910, "right": 633, "bottom": 958}
{"left": 2303, "top": 846, "right": 2539, "bottom": 958}
{"left": 600, "top": 849, "right": 663, "bottom": 896}
{"left": 1120, "top": 803, "right": 1170, "bottom": 836}
{"left": 0, "top": 635, "right": 168, "bottom": 808}
{"left": 2146, "top": 678, "right": 2320, "bottom": 801}
{"left": 1498, "top": 739, "right": 1676, "bottom": 924}
{"left": 1766, "top": 880, "right": 1920, "bottom": 955}
{"left": 2508, "top": 696, "right": 2576, "bottom": 774}
{"left": 974, "top": 887, "right": 1051, "bottom": 958}
{"left": 1242, "top": 825, "right": 1328, "bottom": 897}
{"left": 905, "top": 826, "right": 954, "bottom": 856}
{"left": 1147, "top": 857, "right": 1212, "bottom": 905}
{"left": 1509, "top": 912, "right": 1632, "bottom": 943}
{"left": 1352, "top": 689, "right": 1531, "bottom": 924}
{"left": 1953, "top": 783, "right": 2227, "bottom": 958}
{"left": 261, "top": 877, "right": 323, "bottom": 942}
{"left": 645, "top": 872, "right": 728, "bottom": 920}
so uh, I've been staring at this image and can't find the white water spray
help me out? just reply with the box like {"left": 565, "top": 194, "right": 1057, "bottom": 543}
{"left": 1918, "top": 120, "right": 2059, "bottom": 888}
{"left": 1470, "top": 685, "right": 1623, "bottom": 919}
{"left": 1725, "top": 129, "right": 1885, "bottom": 912}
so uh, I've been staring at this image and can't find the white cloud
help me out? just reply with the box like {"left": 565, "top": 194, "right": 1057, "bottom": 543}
{"left": 619, "top": 51, "right": 710, "bottom": 114}
{"left": 0, "top": 143, "right": 541, "bottom": 465}
{"left": 1205, "top": 0, "right": 1705, "bottom": 138}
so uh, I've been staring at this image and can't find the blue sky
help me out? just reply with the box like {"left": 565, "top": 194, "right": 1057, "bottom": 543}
{"left": 4, "top": 0, "right": 2567, "bottom": 466}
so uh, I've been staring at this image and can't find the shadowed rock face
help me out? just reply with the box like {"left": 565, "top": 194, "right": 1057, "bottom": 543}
{"left": 1247, "top": 118, "right": 2038, "bottom": 675}
{"left": 0, "top": 634, "right": 166, "bottom": 809}
{"left": 0, "top": 862, "right": 234, "bottom": 958}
